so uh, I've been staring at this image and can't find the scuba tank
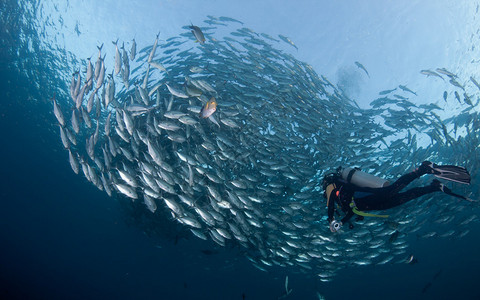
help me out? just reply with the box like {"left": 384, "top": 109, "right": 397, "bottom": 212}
{"left": 339, "top": 167, "right": 390, "bottom": 188}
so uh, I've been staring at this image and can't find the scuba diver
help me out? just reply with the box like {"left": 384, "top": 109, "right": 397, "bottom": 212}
{"left": 322, "top": 161, "right": 471, "bottom": 232}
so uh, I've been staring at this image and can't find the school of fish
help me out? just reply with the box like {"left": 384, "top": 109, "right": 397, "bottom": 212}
{"left": 52, "top": 16, "right": 479, "bottom": 281}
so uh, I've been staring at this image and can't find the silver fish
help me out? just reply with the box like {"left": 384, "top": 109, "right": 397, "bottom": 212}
{"left": 86, "top": 57, "right": 93, "bottom": 87}
{"left": 144, "top": 195, "right": 157, "bottom": 213}
{"left": 59, "top": 125, "right": 69, "bottom": 149}
{"left": 52, "top": 96, "right": 65, "bottom": 126}
{"left": 149, "top": 61, "right": 167, "bottom": 72}
{"left": 148, "top": 32, "right": 160, "bottom": 63}
{"left": 123, "top": 110, "right": 134, "bottom": 136}
{"left": 68, "top": 150, "right": 79, "bottom": 174}
{"left": 115, "top": 183, "right": 138, "bottom": 199}
{"left": 75, "top": 84, "right": 86, "bottom": 109}
{"left": 96, "top": 58, "right": 105, "bottom": 89}
{"left": 130, "top": 38, "right": 136, "bottom": 61}
{"left": 86, "top": 89, "right": 96, "bottom": 113}
{"left": 118, "top": 169, "right": 138, "bottom": 187}
{"left": 71, "top": 109, "right": 80, "bottom": 134}
{"left": 166, "top": 84, "right": 189, "bottom": 98}
{"left": 94, "top": 44, "right": 103, "bottom": 80}
{"left": 113, "top": 39, "right": 122, "bottom": 75}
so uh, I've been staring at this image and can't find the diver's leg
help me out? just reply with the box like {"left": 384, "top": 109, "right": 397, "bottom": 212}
{"left": 356, "top": 170, "right": 422, "bottom": 196}
{"left": 382, "top": 161, "right": 433, "bottom": 194}
{"left": 356, "top": 162, "right": 432, "bottom": 195}
{"left": 356, "top": 183, "right": 440, "bottom": 211}
{"left": 387, "top": 172, "right": 420, "bottom": 193}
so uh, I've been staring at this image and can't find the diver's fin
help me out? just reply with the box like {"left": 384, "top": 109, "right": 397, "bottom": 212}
{"left": 425, "top": 162, "right": 471, "bottom": 184}
{"left": 442, "top": 186, "right": 477, "bottom": 202}
{"left": 431, "top": 179, "right": 475, "bottom": 202}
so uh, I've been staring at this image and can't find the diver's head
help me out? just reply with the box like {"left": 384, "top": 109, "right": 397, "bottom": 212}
{"left": 322, "top": 173, "right": 338, "bottom": 191}
{"left": 322, "top": 172, "right": 339, "bottom": 200}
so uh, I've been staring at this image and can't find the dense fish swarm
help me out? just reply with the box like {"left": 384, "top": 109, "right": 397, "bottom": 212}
{"left": 52, "top": 16, "right": 479, "bottom": 280}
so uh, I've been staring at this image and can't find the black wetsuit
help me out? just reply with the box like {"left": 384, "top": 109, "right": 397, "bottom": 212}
{"left": 327, "top": 169, "right": 439, "bottom": 224}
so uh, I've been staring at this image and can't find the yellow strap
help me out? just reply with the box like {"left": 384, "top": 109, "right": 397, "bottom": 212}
{"left": 350, "top": 202, "right": 389, "bottom": 218}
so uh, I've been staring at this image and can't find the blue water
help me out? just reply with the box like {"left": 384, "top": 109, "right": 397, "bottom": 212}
{"left": 2, "top": 1, "right": 480, "bottom": 299}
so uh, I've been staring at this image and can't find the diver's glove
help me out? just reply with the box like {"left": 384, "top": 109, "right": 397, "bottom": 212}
{"left": 329, "top": 220, "right": 343, "bottom": 232}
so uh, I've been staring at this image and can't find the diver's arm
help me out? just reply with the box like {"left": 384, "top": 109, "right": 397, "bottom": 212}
{"left": 341, "top": 208, "right": 354, "bottom": 224}
{"left": 327, "top": 193, "right": 336, "bottom": 223}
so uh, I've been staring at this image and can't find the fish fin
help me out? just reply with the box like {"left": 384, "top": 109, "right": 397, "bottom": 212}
{"left": 208, "top": 115, "right": 220, "bottom": 127}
